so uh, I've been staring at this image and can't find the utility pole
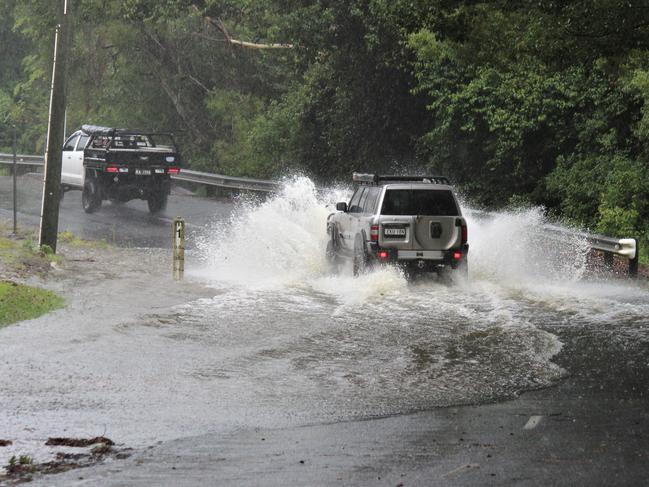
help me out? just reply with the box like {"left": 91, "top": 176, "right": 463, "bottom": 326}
{"left": 39, "top": 0, "right": 70, "bottom": 252}
{"left": 12, "top": 124, "right": 17, "bottom": 235}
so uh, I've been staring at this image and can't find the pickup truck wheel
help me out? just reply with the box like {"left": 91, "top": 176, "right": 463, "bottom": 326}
{"left": 82, "top": 181, "right": 101, "bottom": 213}
{"left": 147, "top": 192, "right": 168, "bottom": 213}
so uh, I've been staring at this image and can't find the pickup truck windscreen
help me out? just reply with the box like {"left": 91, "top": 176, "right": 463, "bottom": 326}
{"left": 380, "top": 189, "right": 459, "bottom": 216}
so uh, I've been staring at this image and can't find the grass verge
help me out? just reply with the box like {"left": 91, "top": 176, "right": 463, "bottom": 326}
{"left": 0, "top": 281, "right": 64, "bottom": 328}
{"left": 0, "top": 223, "right": 68, "bottom": 327}
{"left": 58, "top": 230, "right": 109, "bottom": 249}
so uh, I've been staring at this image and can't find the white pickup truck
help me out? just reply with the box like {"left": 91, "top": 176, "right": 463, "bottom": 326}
{"left": 61, "top": 125, "right": 181, "bottom": 213}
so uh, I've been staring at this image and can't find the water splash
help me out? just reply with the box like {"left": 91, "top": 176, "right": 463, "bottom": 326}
{"left": 466, "top": 207, "right": 591, "bottom": 282}
{"left": 195, "top": 176, "right": 345, "bottom": 288}
{"left": 194, "top": 177, "right": 592, "bottom": 290}
{"left": 185, "top": 176, "right": 649, "bottom": 416}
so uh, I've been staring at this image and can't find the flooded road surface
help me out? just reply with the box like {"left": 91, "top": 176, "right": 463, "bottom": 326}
{"left": 1, "top": 177, "right": 648, "bottom": 485}
{"left": 0, "top": 174, "right": 233, "bottom": 248}
{"left": 187, "top": 177, "right": 647, "bottom": 415}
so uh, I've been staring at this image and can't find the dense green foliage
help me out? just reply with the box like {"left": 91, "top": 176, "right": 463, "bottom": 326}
{"left": 1, "top": 0, "right": 649, "bottom": 247}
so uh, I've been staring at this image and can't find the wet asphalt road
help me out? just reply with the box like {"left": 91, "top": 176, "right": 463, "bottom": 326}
{"left": 1, "top": 174, "right": 649, "bottom": 486}
{"left": 27, "top": 314, "right": 647, "bottom": 486}
{"left": 0, "top": 174, "right": 232, "bottom": 248}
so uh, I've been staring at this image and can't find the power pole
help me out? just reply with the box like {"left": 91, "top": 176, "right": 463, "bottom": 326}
{"left": 39, "top": 0, "right": 70, "bottom": 252}
{"left": 12, "top": 124, "right": 17, "bottom": 235}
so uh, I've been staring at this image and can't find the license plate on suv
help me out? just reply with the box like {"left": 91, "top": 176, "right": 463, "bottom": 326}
{"left": 135, "top": 169, "right": 151, "bottom": 175}
{"left": 384, "top": 227, "right": 406, "bottom": 237}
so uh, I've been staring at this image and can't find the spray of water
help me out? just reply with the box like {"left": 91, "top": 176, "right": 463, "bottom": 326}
{"left": 195, "top": 177, "right": 338, "bottom": 287}
{"left": 187, "top": 176, "right": 648, "bottom": 416}
{"left": 195, "top": 176, "right": 592, "bottom": 291}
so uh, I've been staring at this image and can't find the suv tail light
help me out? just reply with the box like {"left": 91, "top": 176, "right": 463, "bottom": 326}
{"left": 106, "top": 165, "right": 118, "bottom": 173}
{"left": 370, "top": 225, "right": 379, "bottom": 242}
{"left": 455, "top": 218, "right": 468, "bottom": 244}
{"left": 168, "top": 167, "right": 180, "bottom": 175}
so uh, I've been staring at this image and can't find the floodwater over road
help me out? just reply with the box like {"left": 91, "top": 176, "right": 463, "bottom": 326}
{"left": 187, "top": 177, "right": 648, "bottom": 417}
{"left": 1, "top": 177, "right": 648, "bottom": 483}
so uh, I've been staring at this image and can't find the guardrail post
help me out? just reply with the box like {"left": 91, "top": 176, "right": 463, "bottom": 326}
{"left": 629, "top": 238, "right": 639, "bottom": 278}
{"left": 173, "top": 217, "right": 185, "bottom": 280}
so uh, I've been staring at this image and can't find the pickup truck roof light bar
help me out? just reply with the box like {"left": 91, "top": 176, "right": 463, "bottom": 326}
{"left": 352, "top": 172, "right": 450, "bottom": 185}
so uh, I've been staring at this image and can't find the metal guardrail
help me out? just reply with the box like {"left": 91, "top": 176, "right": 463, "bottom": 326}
{"left": 172, "top": 168, "right": 278, "bottom": 192}
{"left": 544, "top": 222, "right": 637, "bottom": 257}
{"left": 543, "top": 222, "right": 638, "bottom": 277}
{"left": 0, "top": 153, "right": 279, "bottom": 193}
{"left": 468, "top": 210, "right": 640, "bottom": 277}
{"left": 0, "top": 152, "right": 47, "bottom": 167}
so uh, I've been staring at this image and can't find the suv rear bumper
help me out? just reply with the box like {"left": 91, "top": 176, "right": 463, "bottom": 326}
{"left": 370, "top": 243, "right": 468, "bottom": 269}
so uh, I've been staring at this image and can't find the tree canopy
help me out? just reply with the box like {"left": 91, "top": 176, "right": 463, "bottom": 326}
{"left": 1, "top": 0, "right": 648, "bottom": 253}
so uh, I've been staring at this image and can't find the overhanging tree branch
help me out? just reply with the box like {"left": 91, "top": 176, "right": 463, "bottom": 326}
{"left": 140, "top": 26, "right": 207, "bottom": 143}
{"left": 191, "top": 4, "right": 293, "bottom": 50}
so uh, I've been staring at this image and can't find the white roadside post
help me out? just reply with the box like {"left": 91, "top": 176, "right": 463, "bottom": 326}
{"left": 173, "top": 217, "right": 185, "bottom": 280}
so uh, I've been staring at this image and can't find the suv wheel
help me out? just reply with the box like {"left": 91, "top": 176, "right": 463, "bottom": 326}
{"left": 457, "top": 259, "right": 469, "bottom": 280}
{"left": 352, "top": 238, "right": 369, "bottom": 277}
{"left": 326, "top": 239, "right": 342, "bottom": 273}
{"left": 442, "top": 259, "right": 468, "bottom": 284}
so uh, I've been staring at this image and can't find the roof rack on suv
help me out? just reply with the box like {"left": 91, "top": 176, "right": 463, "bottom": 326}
{"left": 352, "top": 173, "right": 450, "bottom": 185}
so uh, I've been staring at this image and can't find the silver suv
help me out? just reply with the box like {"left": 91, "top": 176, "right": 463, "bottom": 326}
{"left": 326, "top": 173, "right": 468, "bottom": 278}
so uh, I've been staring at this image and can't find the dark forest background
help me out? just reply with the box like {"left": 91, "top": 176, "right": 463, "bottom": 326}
{"left": 1, "top": 1, "right": 649, "bottom": 252}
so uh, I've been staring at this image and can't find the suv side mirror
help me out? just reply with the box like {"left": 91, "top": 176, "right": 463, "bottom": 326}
{"left": 336, "top": 202, "right": 348, "bottom": 212}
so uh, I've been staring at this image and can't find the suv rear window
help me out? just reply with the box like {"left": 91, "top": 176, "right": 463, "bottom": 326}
{"left": 380, "top": 189, "right": 459, "bottom": 216}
